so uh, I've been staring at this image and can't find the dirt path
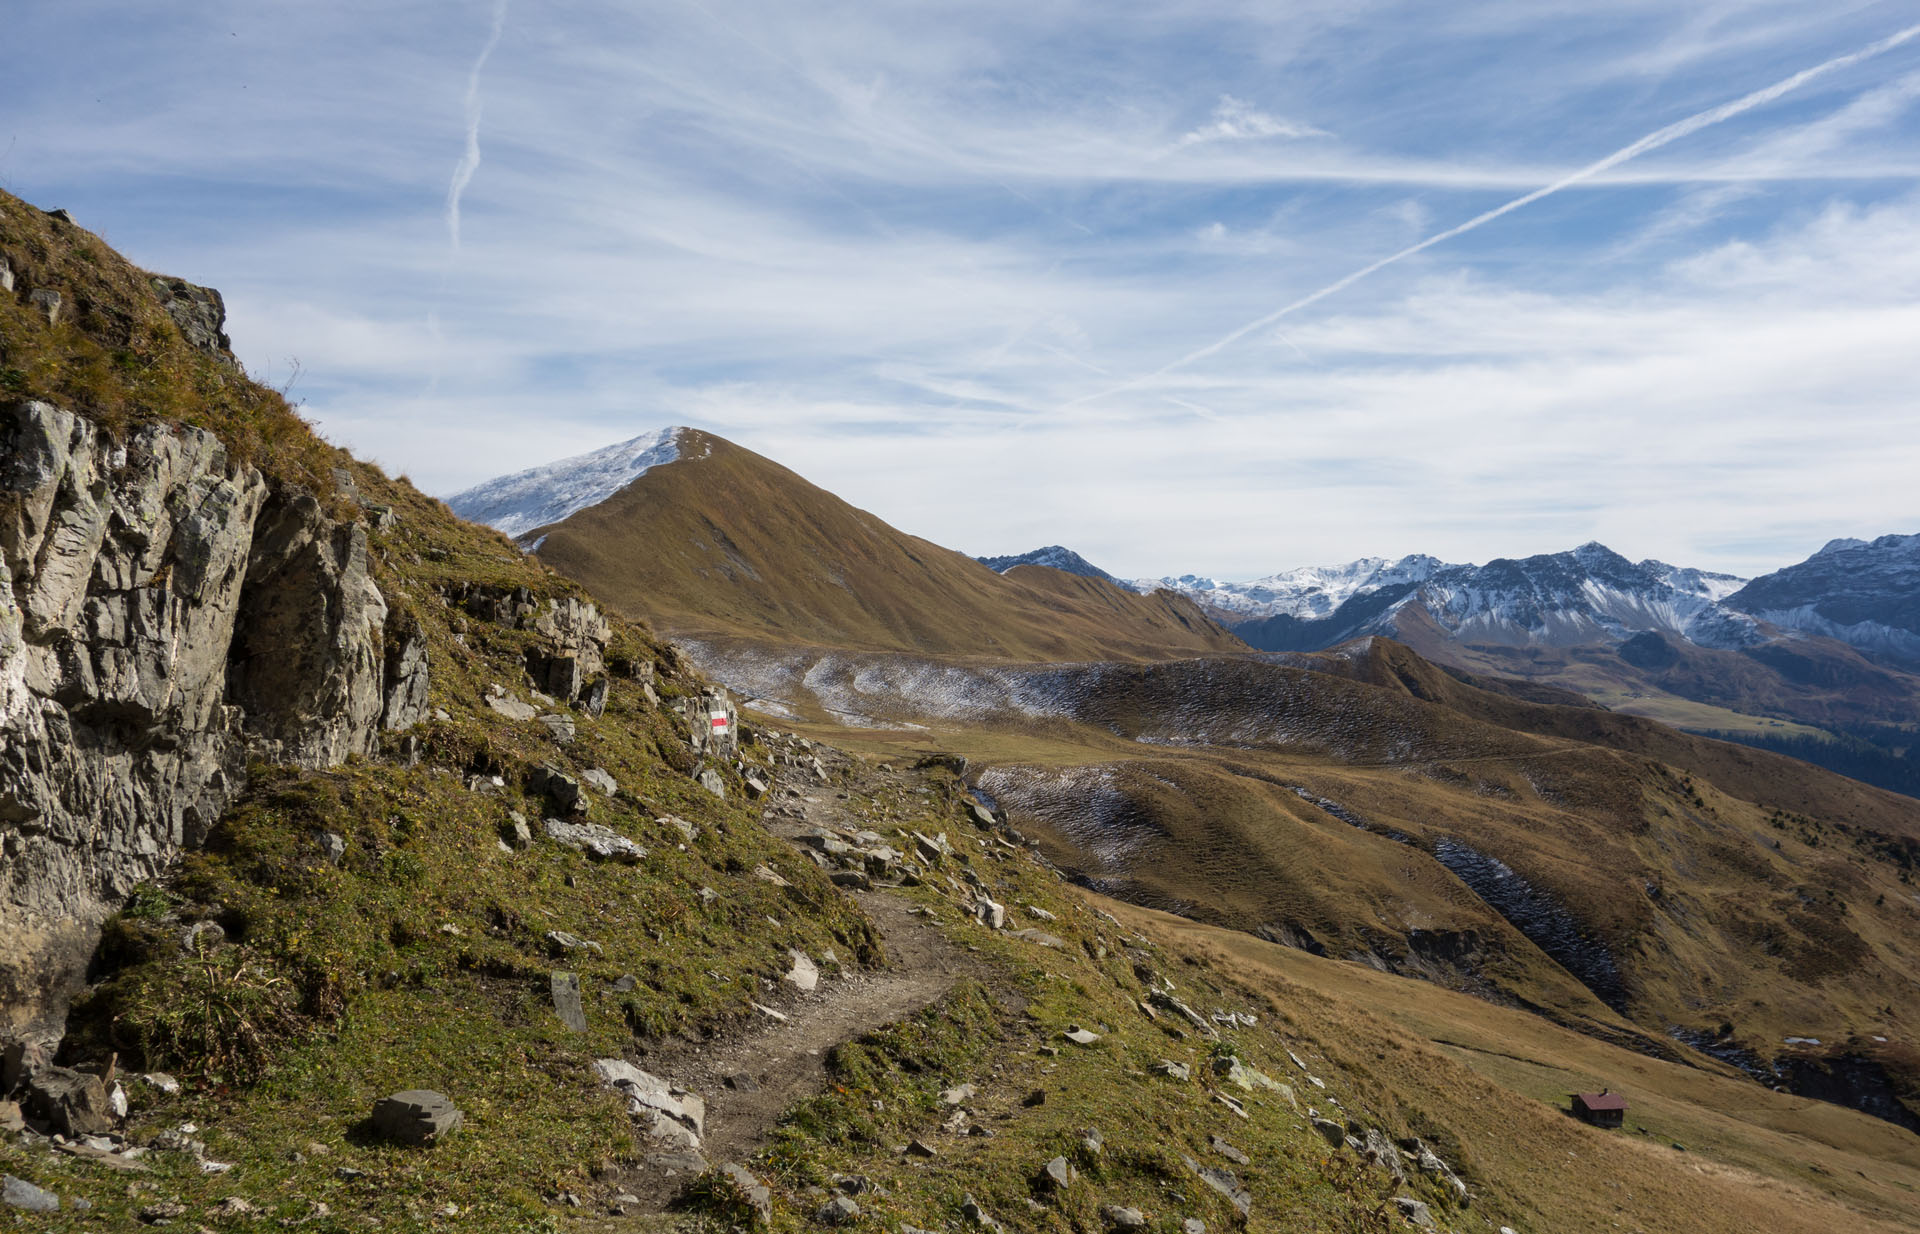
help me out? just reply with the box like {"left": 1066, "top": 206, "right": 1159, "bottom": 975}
{"left": 578, "top": 767, "right": 981, "bottom": 1223}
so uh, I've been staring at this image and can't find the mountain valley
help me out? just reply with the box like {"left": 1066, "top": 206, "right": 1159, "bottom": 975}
{"left": 4, "top": 187, "right": 1919, "bottom": 1234}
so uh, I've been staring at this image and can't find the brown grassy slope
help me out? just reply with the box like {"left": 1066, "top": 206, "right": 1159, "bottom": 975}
{"left": 1386, "top": 599, "right": 1920, "bottom": 729}
{"left": 0, "top": 191, "right": 340, "bottom": 501}
{"left": 1106, "top": 895, "right": 1920, "bottom": 1234}
{"left": 751, "top": 648, "right": 1920, "bottom": 1108}
{"left": 1345, "top": 638, "right": 1920, "bottom": 844}
{"left": 529, "top": 430, "right": 1247, "bottom": 661}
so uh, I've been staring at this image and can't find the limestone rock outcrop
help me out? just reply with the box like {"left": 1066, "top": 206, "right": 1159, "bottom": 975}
{"left": 0, "top": 398, "right": 423, "bottom": 1045}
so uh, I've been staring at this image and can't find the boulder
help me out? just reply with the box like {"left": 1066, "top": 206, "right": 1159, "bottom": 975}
{"left": 783, "top": 950, "right": 820, "bottom": 992}
{"left": 1153, "top": 1059, "right": 1192, "bottom": 1081}
{"left": 530, "top": 764, "right": 587, "bottom": 814}
{"left": 580, "top": 768, "right": 618, "bottom": 795}
{"left": 1393, "top": 1197, "right": 1434, "bottom": 1228}
{"left": 551, "top": 972, "right": 587, "bottom": 1033}
{"left": 1311, "top": 1117, "right": 1346, "bottom": 1148}
{"left": 1101, "top": 1206, "right": 1148, "bottom": 1229}
{"left": 370, "top": 1090, "right": 463, "bottom": 1145}
{"left": 24, "top": 1065, "right": 113, "bottom": 1137}
{"left": 537, "top": 713, "right": 576, "bottom": 743}
{"left": 816, "top": 1195, "right": 860, "bottom": 1225}
{"left": 1183, "top": 1156, "right": 1252, "bottom": 1219}
{"left": 542, "top": 817, "right": 645, "bottom": 863}
{"left": 1210, "top": 1135, "right": 1249, "bottom": 1165}
{"left": 1034, "top": 1155, "right": 1076, "bottom": 1192}
{"left": 697, "top": 767, "right": 727, "bottom": 799}
{"left": 720, "top": 1163, "right": 772, "bottom": 1226}
{"left": 2, "top": 1174, "right": 59, "bottom": 1212}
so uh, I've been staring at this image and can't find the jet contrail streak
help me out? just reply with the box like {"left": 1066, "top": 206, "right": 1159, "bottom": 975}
{"left": 446, "top": 0, "right": 511, "bottom": 251}
{"left": 1075, "top": 21, "right": 1920, "bottom": 403}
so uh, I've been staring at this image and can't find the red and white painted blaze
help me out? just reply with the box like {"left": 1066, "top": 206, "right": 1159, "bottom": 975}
{"left": 708, "top": 708, "right": 730, "bottom": 737}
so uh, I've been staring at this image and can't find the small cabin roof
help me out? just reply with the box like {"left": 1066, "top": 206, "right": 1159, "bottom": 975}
{"left": 1575, "top": 1091, "right": 1627, "bottom": 1111}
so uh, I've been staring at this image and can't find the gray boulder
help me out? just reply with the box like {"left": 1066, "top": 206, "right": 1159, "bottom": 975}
{"left": 2, "top": 1174, "right": 60, "bottom": 1212}
{"left": 1100, "top": 1206, "right": 1148, "bottom": 1229}
{"left": 551, "top": 972, "right": 587, "bottom": 1033}
{"left": 816, "top": 1195, "right": 860, "bottom": 1225}
{"left": 370, "top": 1090, "right": 463, "bottom": 1145}
{"left": 24, "top": 1065, "right": 113, "bottom": 1137}
{"left": 721, "top": 1162, "right": 773, "bottom": 1226}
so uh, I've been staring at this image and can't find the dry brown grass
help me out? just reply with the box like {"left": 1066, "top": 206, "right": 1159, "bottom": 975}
{"left": 0, "top": 189, "right": 340, "bottom": 497}
{"left": 1106, "top": 896, "right": 1920, "bottom": 1234}
{"left": 530, "top": 430, "right": 1248, "bottom": 662}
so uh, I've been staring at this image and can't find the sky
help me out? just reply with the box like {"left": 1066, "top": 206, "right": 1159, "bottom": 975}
{"left": 4, "top": 1, "right": 1920, "bottom": 582}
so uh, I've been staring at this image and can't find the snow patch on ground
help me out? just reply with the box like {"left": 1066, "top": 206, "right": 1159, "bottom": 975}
{"left": 446, "top": 427, "right": 682, "bottom": 538}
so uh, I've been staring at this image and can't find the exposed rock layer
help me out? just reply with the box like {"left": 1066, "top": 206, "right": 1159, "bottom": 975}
{"left": 0, "top": 398, "right": 415, "bottom": 1044}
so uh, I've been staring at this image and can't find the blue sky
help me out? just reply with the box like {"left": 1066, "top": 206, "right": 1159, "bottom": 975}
{"left": 5, "top": 1, "right": 1919, "bottom": 580}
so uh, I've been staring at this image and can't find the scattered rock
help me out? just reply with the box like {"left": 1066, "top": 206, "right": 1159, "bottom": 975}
{"left": 1100, "top": 1205, "right": 1148, "bottom": 1229}
{"left": 817, "top": 1194, "right": 860, "bottom": 1225}
{"left": 647, "top": 1149, "right": 708, "bottom": 1175}
{"left": 1153, "top": 1059, "right": 1192, "bottom": 1081}
{"left": 2, "top": 1175, "right": 60, "bottom": 1213}
{"left": 313, "top": 830, "right": 346, "bottom": 864}
{"left": 1034, "top": 1155, "right": 1076, "bottom": 1193}
{"left": 961, "top": 1193, "right": 1002, "bottom": 1231}
{"left": 370, "top": 1090, "right": 463, "bottom": 1145}
{"left": 595, "top": 1059, "right": 705, "bottom": 1149}
{"left": 697, "top": 767, "right": 727, "bottom": 798}
{"left": 784, "top": 950, "right": 821, "bottom": 992}
{"left": 0, "top": 1101, "right": 20, "bottom": 1132}
{"left": 24, "top": 1065, "right": 114, "bottom": 1137}
{"left": 745, "top": 772, "right": 770, "bottom": 799}
{"left": 545, "top": 929, "right": 603, "bottom": 956}
{"left": 1210, "top": 1135, "right": 1249, "bottom": 1165}
{"left": 751, "top": 1002, "right": 790, "bottom": 1023}
{"left": 1392, "top": 1197, "right": 1434, "bottom": 1228}
{"left": 28, "top": 288, "right": 62, "bottom": 325}
{"left": 1184, "top": 1155, "right": 1252, "bottom": 1218}
{"left": 542, "top": 817, "right": 645, "bottom": 863}
{"left": 138, "top": 1199, "right": 187, "bottom": 1223}
{"left": 721, "top": 1162, "right": 773, "bottom": 1226}
{"left": 179, "top": 920, "right": 227, "bottom": 954}
{"left": 1080, "top": 1127, "right": 1104, "bottom": 1156}
{"left": 1063, "top": 1026, "right": 1102, "bottom": 1045}
{"left": 1311, "top": 1117, "right": 1346, "bottom": 1148}
{"left": 940, "top": 1082, "right": 976, "bottom": 1105}
{"left": 537, "top": 713, "right": 577, "bottom": 743}
{"left": 551, "top": 972, "right": 588, "bottom": 1032}
{"left": 831, "top": 869, "right": 874, "bottom": 890}
{"left": 906, "top": 1138, "right": 938, "bottom": 1158}
{"left": 485, "top": 693, "right": 538, "bottom": 721}
{"left": 212, "top": 1197, "right": 258, "bottom": 1217}
{"left": 974, "top": 897, "right": 1006, "bottom": 930}
{"left": 1182, "top": 1221, "right": 1206, "bottom": 1234}
{"left": 725, "top": 1072, "right": 760, "bottom": 1092}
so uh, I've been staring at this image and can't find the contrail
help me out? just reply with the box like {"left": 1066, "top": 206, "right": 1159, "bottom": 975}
{"left": 1076, "top": 21, "right": 1920, "bottom": 402}
{"left": 446, "top": 0, "right": 511, "bottom": 251}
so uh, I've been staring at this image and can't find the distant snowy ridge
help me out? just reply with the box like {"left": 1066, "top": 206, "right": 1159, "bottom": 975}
{"left": 1130, "top": 555, "right": 1447, "bottom": 620}
{"left": 977, "top": 546, "right": 1119, "bottom": 585}
{"left": 447, "top": 427, "right": 683, "bottom": 539}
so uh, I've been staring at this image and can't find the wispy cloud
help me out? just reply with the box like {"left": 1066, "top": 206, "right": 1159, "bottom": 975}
{"left": 1176, "top": 96, "right": 1326, "bottom": 146}
{"left": 4, "top": 0, "right": 1919, "bottom": 579}
{"left": 446, "top": 0, "right": 510, "bottom": 252}
{"left": 1096, "top": 19, "right": 1920, "bottom": 394}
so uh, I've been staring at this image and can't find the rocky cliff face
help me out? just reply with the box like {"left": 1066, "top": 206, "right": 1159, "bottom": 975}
{"left": 0, "top": 396, "right": 419, "bottom": 1045}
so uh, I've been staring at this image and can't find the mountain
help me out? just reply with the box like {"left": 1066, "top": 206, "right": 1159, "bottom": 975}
{"left": 976, "top": 544, "right": 1119, "bottom": 585}
{"left": 9, "top": 191, "right": 1920, "bottom": 1233}
{"left": 1140, "top": 543, "right": 1753, "bottom": 650}
{"left": 1726, "top": 533, "right": 1920, "bottom": 669}
{"left": 454, "top": 430, "right": 1247, "bottom": 661}
{"left": 446, "top": 427, "right": 681, "bottom": 540}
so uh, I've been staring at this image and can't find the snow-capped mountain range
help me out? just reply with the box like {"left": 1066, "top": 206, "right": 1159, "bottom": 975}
{"left": 982, "top": 537, "right": 1919, "bottom": 667}
{"left": 439, "top": 423, "right": 1917, "bottom": 672}
{"left": 446, "top": 427, "right": 685, "bottom": 540}
{"left": 1119, "top": 543, "right": 1761, "bottom": 653}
